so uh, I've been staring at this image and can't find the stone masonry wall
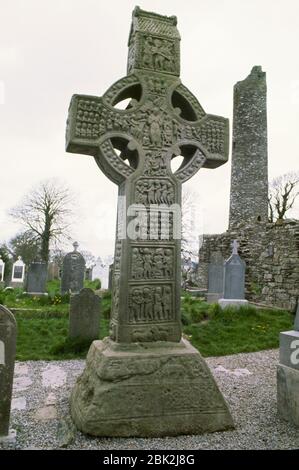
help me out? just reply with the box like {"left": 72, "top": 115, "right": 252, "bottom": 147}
{"left": 229, "top": 66, "right": 268, "bottom": 229}
{"left": 198, "top": 220, "right": 299, "bottom": 311}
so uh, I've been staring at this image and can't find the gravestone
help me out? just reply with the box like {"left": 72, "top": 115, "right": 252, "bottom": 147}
{"left": 219, "top": 240, "right": 248, "bottom": 308}
{"left": 206, "top": 251, "right": 224, "bottom": 303}
{"left": 108, "top": 263, "right": 113, "bottom": 290}
{"left": 0, "top": 305, "right": 17, "bottom": 442}
{"left": 61, "top": 242, "right": 85, "bottom": 294}
{"left": 277, "top": 305, "right": 299, "bottom": 426}
{"left": 69, "top": 288, "right": 101, "bottom": 341}
{"left": 0, "top": 258, "right": 5, "bottom": 288}
{"left": 25, "top": 261, "right": 48, "bottom": 296}
{"left": 10, "top": 256, "right": 25, "bottom": 288}
{"left": 66, "top": 6, "right": 233, "bottom": 437}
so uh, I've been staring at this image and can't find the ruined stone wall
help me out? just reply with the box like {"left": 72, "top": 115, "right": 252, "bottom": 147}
{"left": 197, "top": 220, "right": 299, "bottom": 311}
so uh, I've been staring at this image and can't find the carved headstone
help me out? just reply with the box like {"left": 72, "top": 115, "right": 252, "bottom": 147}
{"left": 66, "top": 6, "right": 233, "bottom": 436}
{"left": 206, "top": 251, "right": 224, "bottom": 303}
{"left": 0, "top": 305, "right": 17, "bottom": 440}
{"left": 10, "top": 256, "right": 25, "bottom": 288}
{"left": 277, "top": 306, "right": 299, "bottom": 426}
{"left": 69, "top": 288, "right": 101, "bottom": 341}
{"left": 219, "top": 240, "right": 248, "bottom": 308}
{"left": 61, "top": 242, "right": 85, "bottom": 295}
{"left": 26, "top": 261, "right": 48, "bottom": 296}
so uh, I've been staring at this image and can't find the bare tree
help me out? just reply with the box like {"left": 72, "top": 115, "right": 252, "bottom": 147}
{"left": 9, "top": 179, "right": 74, "bottom": 263}
{"left": 268, "top": 171, "right": 299, "bottom": 222}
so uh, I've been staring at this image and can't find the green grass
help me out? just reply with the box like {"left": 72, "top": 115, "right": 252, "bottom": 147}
{"left": 16, "top": 311, "right": 109, "bottom": 361}
{"left": 182, "top": 299, "right": 294, "bottom": 357}
{"left": 3, "top": 291, "right": 295, "bottom": 360}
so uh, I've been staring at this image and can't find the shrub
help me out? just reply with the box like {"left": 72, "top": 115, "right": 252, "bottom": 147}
{"left": 84, "top": 278, "right": 101, "bottom": 290}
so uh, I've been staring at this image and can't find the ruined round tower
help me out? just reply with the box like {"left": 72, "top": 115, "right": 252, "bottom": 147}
{"left": 229, "top": 66, "right": 268, "bottom": 229}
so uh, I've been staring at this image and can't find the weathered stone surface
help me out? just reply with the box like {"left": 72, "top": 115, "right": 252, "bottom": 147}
{"left": 295, "top": 303, "right": 299, "bottom": 330}
{"left": 198, "top": 220, "right": 299, "bottom": 311}
{"left": 66, "top": 6, "right": 229, "bottom": 344}
{"left": 66, "top": 6, "right": 233, "bottom": 436}
{"left": 277, "top": 364, "right": 299, "bottom": 427}
{"left": 222, "top": 242, "right": 246, "bottom": 298}
{"left": 229, "top": 66, "right": 268, "bottom": 229}
{"left": 279, "top": 330, "right": 299, "bottom": 371}
{"left": 26, "top": 261, "right": 48, "bottom": 295}
{"left": 0, "top": 305, "right": 17, "bottom": 437}
{"left": 69, "top": 288, "right": 101, "bottom": 341}
{"left": 61, "top": 242, "right": 85, "bottom": 295}
{"left": 70, "top": 338, "right": 234, "bottom": 437}
{"left": 108, "top": 263, "right": 113, "bottom": 290}
{"left": 207, "top": 251, "right": 223, "bottom": 303}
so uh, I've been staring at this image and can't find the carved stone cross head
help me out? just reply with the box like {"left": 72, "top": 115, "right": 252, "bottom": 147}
{"left": 65, "top": 7, "right": 229, "bottom": 344}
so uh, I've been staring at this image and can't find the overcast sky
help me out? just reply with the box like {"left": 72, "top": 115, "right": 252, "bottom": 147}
{"left": 1, "top": 0, "right": 298, "bottom": 257}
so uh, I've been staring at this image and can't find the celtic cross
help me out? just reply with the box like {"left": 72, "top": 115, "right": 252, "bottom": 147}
{"left": 66, "top": 6, "right": 229, "bottom": 343}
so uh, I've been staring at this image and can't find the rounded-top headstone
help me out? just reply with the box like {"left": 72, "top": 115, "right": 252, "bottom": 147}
{"left": 61, "top": 242, "right": 85, "bottom": 295}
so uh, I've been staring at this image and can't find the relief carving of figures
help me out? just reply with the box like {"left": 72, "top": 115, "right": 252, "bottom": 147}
{"left": 129, "top": 285, "right": 173, "bottom": 323}
{"left": 148, "top": 108, "right": 162, "bottom": 146}
{"left": 131, "top": 247, "right": 173, "bottom": 279}
{"left": 135, "top": 179, "right": 174, "bottom": 205}
{"left": 144, "top": 151, "right": 167, "bottom": 176}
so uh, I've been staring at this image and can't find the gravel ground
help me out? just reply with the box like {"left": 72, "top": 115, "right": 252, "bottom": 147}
{"left": 1, "top": 349, "right": 298, "bottom": 450}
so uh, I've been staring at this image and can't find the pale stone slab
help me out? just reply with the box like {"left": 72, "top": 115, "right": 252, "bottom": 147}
{"left": 11, "top": 397, "right": 26, "bottom": 410}
{"left": 34, "top": 406, "right": 57, "bottom": 421}
{"left": 42, "top": 365, "right": 66, "bottom": 388}
{"left": 277, "top": 364, "right": 299, "bottom": 427}
{"left": 0, "top": 429, "right": 16, "bottom": 444}
{"left": 218, "top": 299, "right": 249, "bottom": 309}
{"left": 14, "top": 363, "right": 29, "bottom": 376}
{"left": 13, "top": 376, "right": 32, "bottom": 392}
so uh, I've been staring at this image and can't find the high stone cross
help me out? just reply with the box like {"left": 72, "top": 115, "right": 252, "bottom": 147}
{"left": 66, "top": 6, "right": 234, "bottom": 438}
{"left": 66, "top": 6, "right": 229, "bottom": 343}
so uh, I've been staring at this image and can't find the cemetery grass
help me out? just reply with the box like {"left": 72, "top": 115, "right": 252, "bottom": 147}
{"left": 6, "top": 292, "right": 294, "bottom": 360}
{"left": 182, "top": 297, "right": 294, "bottom": 357}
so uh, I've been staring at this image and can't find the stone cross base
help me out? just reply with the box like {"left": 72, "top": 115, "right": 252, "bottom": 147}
{"left": 277, "top": 330, "right": 299, "bottom": 427}
{"left": 70, "top": 338, "right": 234, "bottom": 437}
{"left": 206, "top": 293, "right": 223, "bottom": 304}
{"left": 218, "top": 299, "right": 249, "bottom": 309}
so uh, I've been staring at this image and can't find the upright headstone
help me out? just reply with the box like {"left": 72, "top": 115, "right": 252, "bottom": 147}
{"left": 61, "top": 242, "right": 85, "bottom": 295}
{"left": 219, "top": 240, "right": 248, "bottom": 308}
{"left": 66, "top": 7, "right": 233, "bottom": 437}
{"left": 229, "top": 66, "right": 268, "bottom": 229}
{"left": 206, "top": 251, "right": 224, "bottom": 303}
{"left": 108, "top": 263, "right": 113, "bottom": 290}
{"left": 25, "top": 261, "right": 48, "bottom": 296}
{"left": 0, "top": 305, "right": 17, "bottom": 442}
{"left": 69, "top": 288, "right": 101, "bottom": 341}
{"left": 0, "top": 258, "right": 5, "bottom": 288}
{"left": 10, "top": 256, "right": 25, "bottom": 288}
{"left": 277, "top": 305, "right": 299, "bottom": 426}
